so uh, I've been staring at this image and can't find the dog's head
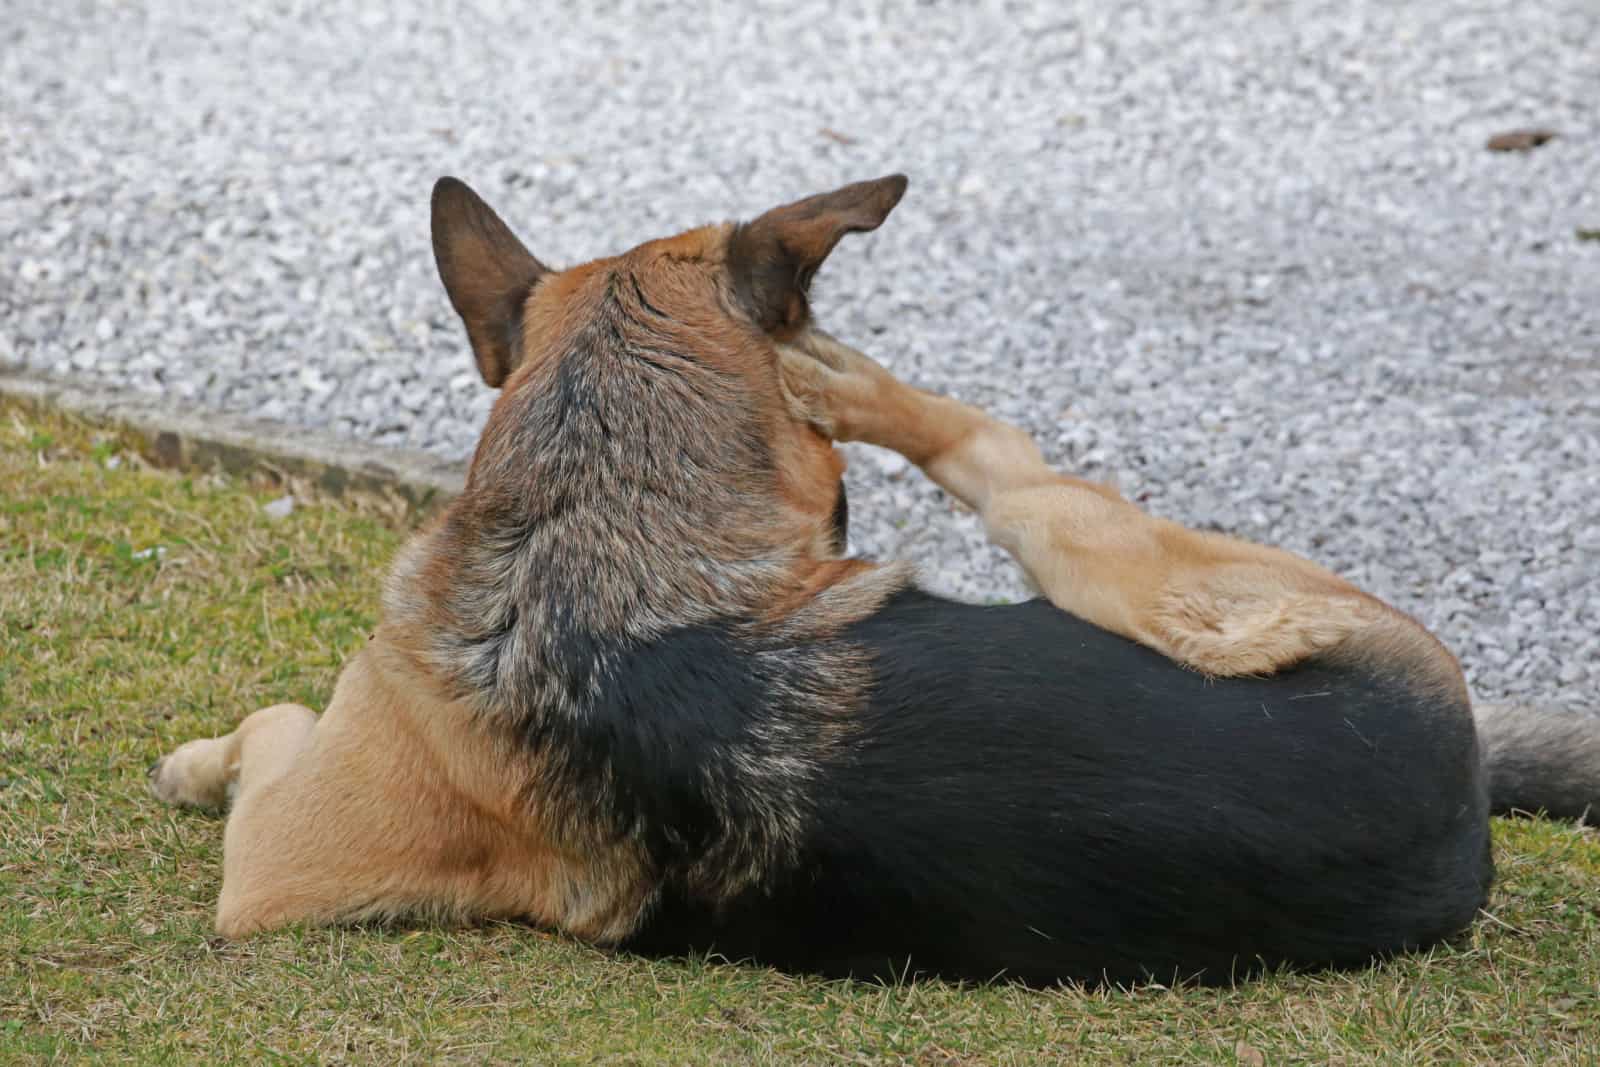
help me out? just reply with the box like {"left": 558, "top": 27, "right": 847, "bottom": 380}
{"left": 420, "top": 175, "right": 907, "bottom": 644}
{"left": 431, "top": 175, "right": 904, "bottom": 565}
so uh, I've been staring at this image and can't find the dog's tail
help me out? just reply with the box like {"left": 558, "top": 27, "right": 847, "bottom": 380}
{"left": 1474, "top": 701, "right": 1600, "bottom": 821}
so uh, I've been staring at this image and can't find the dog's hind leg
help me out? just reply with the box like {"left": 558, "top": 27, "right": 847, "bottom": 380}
{"left": 151, "top": 646, "right": 562, "bottom": 938}
{"left": 150, "top": 703, "right": 318, "bottom": 812}
{"left": 779, "top": 331, "right": 1399, "bottom": 678}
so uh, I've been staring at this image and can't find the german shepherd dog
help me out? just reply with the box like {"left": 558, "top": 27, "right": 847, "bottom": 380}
{"left": 151, "top": 174, "right": 1600, "bottom": 986}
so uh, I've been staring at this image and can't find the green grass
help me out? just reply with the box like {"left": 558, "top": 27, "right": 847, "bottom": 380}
{"left": 1, "top": 400, "right": 1597, "bottom": 1065}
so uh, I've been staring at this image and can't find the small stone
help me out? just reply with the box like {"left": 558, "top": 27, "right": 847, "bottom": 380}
{"left": 1485, "top": 128, "right": 1557, "bottom": 152}
{"left": 262, "top": 495, "right": 295, "bottom": 520}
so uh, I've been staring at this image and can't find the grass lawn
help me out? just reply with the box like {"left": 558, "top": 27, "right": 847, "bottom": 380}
{"left": 2, "top": 399, "right": 1597, "bottom": 1065}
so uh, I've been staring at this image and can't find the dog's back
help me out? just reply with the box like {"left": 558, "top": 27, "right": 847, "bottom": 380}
{"left": 626, "top": 589, "right": 1492, "bottom": 985}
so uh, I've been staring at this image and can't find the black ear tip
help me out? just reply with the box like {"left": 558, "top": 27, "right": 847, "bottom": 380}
{"left": 871, "top": 174, "right": 908, "bottom": 217}
{"left": 431, "top": 176, "right": 474, "bottom": 212}
{"left": 856, "top": 174, "right": 908, "bottom": 227}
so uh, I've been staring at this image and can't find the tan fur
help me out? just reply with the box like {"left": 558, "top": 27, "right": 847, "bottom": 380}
{"left": 151, "top": 635, "right": 655, "bottom": 941}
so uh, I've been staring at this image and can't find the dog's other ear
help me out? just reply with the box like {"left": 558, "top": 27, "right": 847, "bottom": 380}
{"left": 728, "top": 174, "right": 907, "bottom": 335}
{"left": 431, "top": 177, "right": 550, "bottom": 387}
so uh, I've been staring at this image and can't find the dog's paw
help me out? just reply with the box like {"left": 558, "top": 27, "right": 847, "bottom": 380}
{"left": 776, "top": 332, "right": 895, "bottom": 441}
{"left": 776, "top": 346, "right": 848, "bottom": 437}
{"left": 149, "top": 737, "right": 233, "bottom": 810}
{"left": 795, "top": 331, "right": 901, "bottom": 389}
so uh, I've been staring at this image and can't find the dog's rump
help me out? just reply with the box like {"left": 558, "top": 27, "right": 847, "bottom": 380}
{"left": 624, "top": 588, "right": 1492, "bottom": 985}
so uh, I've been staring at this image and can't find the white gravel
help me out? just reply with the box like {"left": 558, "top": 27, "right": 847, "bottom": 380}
{"left": 4, "top": 1, "right": 1597, "bottom": 707}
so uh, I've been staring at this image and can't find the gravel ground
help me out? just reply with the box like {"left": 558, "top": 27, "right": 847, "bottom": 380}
{"left": 4, "top": 1, "right": 1597, "bottom": 707}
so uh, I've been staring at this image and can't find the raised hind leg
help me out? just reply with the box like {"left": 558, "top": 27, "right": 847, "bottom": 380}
{"left": 778, "top": 330, "right": 1387, "bottom": 677}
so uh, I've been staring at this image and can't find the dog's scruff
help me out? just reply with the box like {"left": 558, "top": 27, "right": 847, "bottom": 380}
{"left": 151, "top": 175, "right": 1600, "bottom": 985}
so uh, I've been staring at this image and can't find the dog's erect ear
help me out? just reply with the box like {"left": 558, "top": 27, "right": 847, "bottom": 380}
{"left": 727, "top": 174, "right": 907, "bottom": 335}
{"left": 431, "top": 177, "right": 550, "bottom": 388}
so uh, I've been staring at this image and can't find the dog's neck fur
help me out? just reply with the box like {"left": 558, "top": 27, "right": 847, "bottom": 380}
{"left": 382, "top": 263, "right": 897, "bottom": 717}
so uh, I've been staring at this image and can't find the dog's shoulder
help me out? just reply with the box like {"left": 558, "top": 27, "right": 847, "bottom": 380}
{"left": 507, "top": 567, "right": 907, "bottom": 896}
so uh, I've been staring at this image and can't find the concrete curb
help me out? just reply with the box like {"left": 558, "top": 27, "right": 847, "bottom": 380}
{"left": 0, "top": 368, "right": 466, "bottom": 510}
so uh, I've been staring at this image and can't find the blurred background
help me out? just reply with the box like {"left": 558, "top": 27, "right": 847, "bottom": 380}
{"left": 3, "top": 0, "right": 1597, "bottom": 706}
